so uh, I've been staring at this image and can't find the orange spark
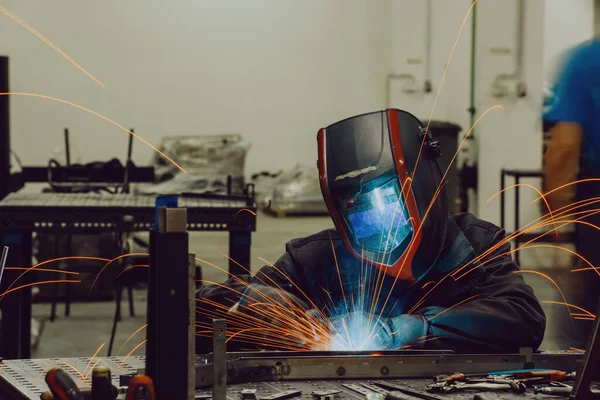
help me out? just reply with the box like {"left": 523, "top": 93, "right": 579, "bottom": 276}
{"left": 570, "top": 347, "right": 586, "bottom": 352}
{"left": 117, "top": 324, "right": 148, "bottom": 356}
{"left": 235, "top": 208, "right": 257, "bottom": 216}
{"left": 0, "top": 6, "right": 104, "bottom": 87}
{"left": 542, "top": 301, "right": 595, "bottom": 318}
{"left": 121, "top": 340, "right": 147, "bottom": 366}
{"left": 0, "top": 279, "right": 80, "bottom": 298}
{"left": 327, "top": 231, "right": 349, "bottom": 316}
{"left": 412, "top": 0, "right": 481, "bottom": 177}
{"left": 487, "top": 183, "right": 557, "bottom": 234}
{"left": 83, "top": 343, "right": 105, "bottom": 377}
{"left": 535, "top": 179, "right": 600, "bottom": 202}
{"left": 89, "top": 253, "right": 147, "bottom": 293}
{"left": 115, "top": 264, "right": 149, "bottom": 280}
{"left": 513, "top": 270, "right": 572, "bottom": 318}
{"left": 427, "top": 294, "right": 482, "bottom": 322}
{"left": 36, "top": 360, "right": 85, "bottom": 383}
{"left": 0, "top": 93, "right": 186, "bottom": 173}
{"left": 5, "top": 267, "right": 79, "bottom": 275}
{"left": 0, "top": 256, "right": 108, "bottom": 301}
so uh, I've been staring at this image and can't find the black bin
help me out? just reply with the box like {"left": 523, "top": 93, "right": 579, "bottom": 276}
{"left": 423, "top": 120, "right": 462, "bottom": 213}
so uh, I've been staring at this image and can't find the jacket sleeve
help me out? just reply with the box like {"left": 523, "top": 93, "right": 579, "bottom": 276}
{"left": 249, "top": 242, "right": 313, "bottom": 306}
{"left": 412, "top": 229, "right": 547, "bottom": 353}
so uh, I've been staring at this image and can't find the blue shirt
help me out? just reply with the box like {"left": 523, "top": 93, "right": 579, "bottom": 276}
{"left": 544, "top": 39, "right": 600, "bottom": 167}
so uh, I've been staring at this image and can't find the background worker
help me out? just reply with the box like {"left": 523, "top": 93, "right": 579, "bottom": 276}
{"left": 543, "top": 37, "right": 600, "bottom": 350}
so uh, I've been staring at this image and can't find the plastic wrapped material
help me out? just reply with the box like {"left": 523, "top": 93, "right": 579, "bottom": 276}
{"left": 257, "top": 164, "right": 328, "bottom": 216}
{"left": 136, "top": 134, "right": 250, "bottom": 195}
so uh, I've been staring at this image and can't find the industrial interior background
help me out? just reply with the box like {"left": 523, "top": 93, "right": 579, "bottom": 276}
{"left": 0, "top": 0, "right": 598, "bottom": 358}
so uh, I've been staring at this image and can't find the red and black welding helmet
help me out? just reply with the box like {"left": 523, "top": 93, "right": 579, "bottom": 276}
{"left": 317, "top": 109, "right": 447, "bottom": 284}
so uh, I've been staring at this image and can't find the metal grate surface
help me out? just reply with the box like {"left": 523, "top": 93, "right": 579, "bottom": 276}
{"left": 0, "top": 192, "right": 249, "bottom": 209}
{"left": 0, "top": 192, "right": 256, "bottom": 232}
{"left": 0, "top": 356, "right": 558, "bottom": 400}
{"left": 0, "top": 356, "right": 143, "bottom": 399}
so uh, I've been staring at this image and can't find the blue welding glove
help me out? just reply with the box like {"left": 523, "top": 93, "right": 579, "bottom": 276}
{"left": 326, "top": 311, "right": 428, "bottom": 351}
{"left": 381, "top": 313, "right": 429, "bottom": 349}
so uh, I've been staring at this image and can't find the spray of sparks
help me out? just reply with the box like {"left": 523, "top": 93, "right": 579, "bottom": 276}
{"left": 0, "top": 0, "right": 597, "bottom": 356}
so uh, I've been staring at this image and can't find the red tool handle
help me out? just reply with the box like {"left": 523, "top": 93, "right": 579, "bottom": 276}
{"left": 509, "top": 370, "right": 568, "bottom": 381}
{"left": 126, "top": 375, "right": 156, "bottom": 400}
{"left": 44, "top": 368, "right": 84, "bottom": 400}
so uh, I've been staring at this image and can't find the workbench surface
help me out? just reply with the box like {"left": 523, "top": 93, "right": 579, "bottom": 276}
{"left": 0, "top": 356, "right": 576, "bottom": 400}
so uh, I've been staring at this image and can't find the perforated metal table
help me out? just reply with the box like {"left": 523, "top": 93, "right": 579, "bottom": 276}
{"left": 0, "top": 191, "right": 256, "bottom": 360}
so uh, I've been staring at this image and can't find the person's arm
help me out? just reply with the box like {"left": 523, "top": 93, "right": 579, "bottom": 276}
{"left": 544, "top": 123, "right": 582, "bottom": 210}
{"left": 399, "top": 229, "right": 546, "bottom": 353}
{"left": 543, "top": 46, "right": 590, "bottom": 210}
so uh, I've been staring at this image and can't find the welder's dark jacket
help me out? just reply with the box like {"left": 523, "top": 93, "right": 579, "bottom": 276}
{"left": 197, "top": 212, "right": 546, "bottom": 353}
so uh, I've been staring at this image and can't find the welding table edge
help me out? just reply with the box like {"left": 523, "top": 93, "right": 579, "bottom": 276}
{"left": 0, "top": 193, "right": 256, "bottom": 360}
{"left": 0, "top": 352, "right": 584, "bottom": 400}
{"left": 194, "top": 351, "right": 585, "bottom": 387}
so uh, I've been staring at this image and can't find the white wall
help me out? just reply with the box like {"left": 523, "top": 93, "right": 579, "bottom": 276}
{"left": 544, "top": 0, "right": 594, "bottom": 82}
{"left": 390, "top": 0, "right": 472, "bottom": 132}
{"left": 475, "top": 0, "right": 545, "bottom": 228}
{"left": 3, "top": 0, "right": 595, "bottom": 229}
{"left": 389, "top": 0, "right": 543, "bottom": 227}
{"left": 1, "top": 0, "right": 392, "bottom": 175}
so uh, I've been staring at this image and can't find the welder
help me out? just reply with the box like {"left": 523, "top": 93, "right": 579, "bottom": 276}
{"left": 543, "top": 37, "right": 600, "bottom": 349}
{"left": 197, "top": 109, "right": 546, "bottom": 353}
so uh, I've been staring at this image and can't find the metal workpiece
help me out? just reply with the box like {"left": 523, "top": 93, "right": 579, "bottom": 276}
{"left": 0, "top": 354, "right": 584, "bottom": 400}
{"left": 241, "top": 388, "right": 258, "bottom": 400}
{"left": 193, "top": 350, "right": 583, "bottom": 386}
{"left": 213, "top": 319, "right": 227, "bottom": 400}
{"left": 146, "top": 206, "right": 193, "bottom": 400}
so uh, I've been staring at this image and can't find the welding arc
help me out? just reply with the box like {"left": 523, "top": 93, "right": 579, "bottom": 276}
{"left": 0, "top": 6, "right": 104, "bottom": 87}
{"left": 0, "top": 93, "right": 186, "bottom": 173}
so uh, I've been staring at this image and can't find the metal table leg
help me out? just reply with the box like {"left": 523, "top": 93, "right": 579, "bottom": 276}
{"left": 229, "top": 230, "right": 251, "bottom": 276}
{"left": 0, "top": 232, "right": 32, "bottom": 359}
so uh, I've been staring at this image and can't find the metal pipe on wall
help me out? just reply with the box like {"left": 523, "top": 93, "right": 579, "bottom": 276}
{"left": 386, "top": 0, "right": 433, "bottom": 107}
{"left": 424, "top": 0, "right": 433, "bottom": 93}
{"left": 385, "top": 73, "right": 418, "bottom": 108}
{"left": 0, "top": 57, "right": 9, "bottom": 201}
{"left": 491, "top": 0, "right": 527, "bottom": 98}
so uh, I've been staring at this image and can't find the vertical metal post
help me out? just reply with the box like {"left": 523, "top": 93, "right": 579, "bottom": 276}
{"left": 0, "top": 56, "right": 10, "bottom": 201}
{"left": 213, "top": 319, "right": 227, "bottom": 400}
{"left": 0, "top": 232, "right": 32, "bottom": 359}
{"left": 500, "top": 169, "right": 506, "bottom": 229}
{"left": 146, "top": 206, "right": 192, "bottom": 399}
{"left": 569, "top": 300, "right": 600, "bottom": 400}
{"left": 229, "top": 231, "right": 251, "bottom": 276}
{"left": 514, "top": 175, "right": 521, "bottom": 265}
{"left": 64, "top": 128, "right": 71, "bottom": 167}
{"left": 188, "top": 253, "right": 197, "bottom": 400}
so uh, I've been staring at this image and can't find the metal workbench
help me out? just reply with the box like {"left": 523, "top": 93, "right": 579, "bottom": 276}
{"left": 0, "top": 191, "right": 256, "bottom": 360}
{"left": 0, "top": 351, "right": 585, "bottom": 400}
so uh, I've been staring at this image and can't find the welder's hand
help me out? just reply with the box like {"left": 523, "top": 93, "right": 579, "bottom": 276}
{"left": 381, "top": 313, "right": 429, "bottom": 349}
{"left": 227, "top": 284, "right": 315, "bottom": 349}
{"left": 325, "top": 312, "right": 428, "bottom": 351}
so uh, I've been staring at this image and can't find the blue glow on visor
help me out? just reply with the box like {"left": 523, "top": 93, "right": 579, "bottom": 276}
{"left": 347, "top": 201, "right": 407, "bottom": 239}
{"left": 342, "top": 180, "right": 412, "bottom": 255}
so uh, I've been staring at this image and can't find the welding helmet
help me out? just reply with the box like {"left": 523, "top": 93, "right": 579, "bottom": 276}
{"left": 317, "top": 109, "right": 447, "bottom": 283}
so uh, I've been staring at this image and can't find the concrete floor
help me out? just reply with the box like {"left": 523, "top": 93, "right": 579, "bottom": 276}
{"left": 31, "top": 212, "right": 586, "bottom": 359}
